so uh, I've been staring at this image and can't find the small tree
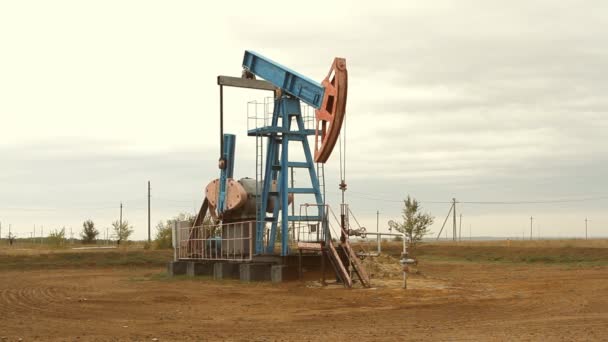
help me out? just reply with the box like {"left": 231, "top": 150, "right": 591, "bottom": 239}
{"left": 155, "top": 212, "right": 196, "bottom": 249}
{"left": 388, "top": 195, "right": 434, "bottom": 246}
{"left": 155, "top": 221, "right": 173, "bottom": 249}
{"left": 80, "top": 219, "right": 99, "bottom": 244}
{"left": 7, "top": 232, "right": 16, "bottom": 246}
{"left": 112, "top": 220, "right": 133, "bottom": 245}
{"left": 48, "top": 228, "right": 66, "bottom": 246}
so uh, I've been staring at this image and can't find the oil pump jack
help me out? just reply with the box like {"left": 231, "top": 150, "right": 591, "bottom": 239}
{"left": 182, "top": 51, "right": 369, "bottom": 287}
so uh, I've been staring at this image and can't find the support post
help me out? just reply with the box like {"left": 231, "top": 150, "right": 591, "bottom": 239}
{"left": 172, "top": 221, "right": 178, "bottom": 261}
{"left": 280, "top": 113, "right": 290, "bottom": 256}
{"left": 452, "top": 198, "right": 457, "bottom": 241}
{"left": 459, "top": 214, "right": 462, "bottom": 242}
{"left": 298, "top": 249, "right": 303, "bottom": 280}
{"left": 321, "top": 247, "right": 326, "bottom": 285}
{"left": 402, "top": 233, "right": 407, "bottom": 289}
{"left": 219, "top": 85, "right": 224, "bottom": 155}
{"left": 530, "top": 216, "right": 533, "bottom": 241}
{"left": 148, "top": 181, "right": 151, "bottom": 243}
{"left": 376, "top": 210, "right": 381, "bottom": 254}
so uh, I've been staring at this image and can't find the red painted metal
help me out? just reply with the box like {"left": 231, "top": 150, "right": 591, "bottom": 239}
{"left": 314, "top": 58, "right": 348, "bottom": 163}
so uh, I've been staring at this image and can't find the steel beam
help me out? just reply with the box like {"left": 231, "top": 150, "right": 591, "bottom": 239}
{"left": 217, "top": 75, "right": 276, "bottom": 91}
{"left": 242, "top": 50, "right": 325, "bottom": 109}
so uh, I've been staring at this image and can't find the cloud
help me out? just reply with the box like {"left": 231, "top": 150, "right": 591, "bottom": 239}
{"left": 1, "top": 1, "right": 607, "bottom": 238}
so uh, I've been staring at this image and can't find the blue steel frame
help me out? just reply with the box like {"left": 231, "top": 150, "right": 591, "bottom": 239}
{"left": 244, "top": 51, "right": 325, "bottom": 256}
{"left": 217, "top": 134, "right": 236, "bottom": 214}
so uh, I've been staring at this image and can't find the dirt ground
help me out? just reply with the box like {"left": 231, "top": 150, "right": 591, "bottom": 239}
{"left": 1, "top": 245, "right": 607, "bottom": 341}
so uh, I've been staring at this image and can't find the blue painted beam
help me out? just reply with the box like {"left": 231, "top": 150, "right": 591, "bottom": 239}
{"left": 218, "top": 134, "right": 236, "bottom": 214}
{"left": 242, "top": 51, "right": 325, "bottom": 109}
{"left": 287, "top": 162, "right": 310, "bottom": 168}
{"left": 288, "top": 215, "right": 321, "bottom": 221}
{"left": 288, "top": 188, "right": 318, "bottom": 194}
{"left": 247, "top": 127, "right": 315, "bottom": 136}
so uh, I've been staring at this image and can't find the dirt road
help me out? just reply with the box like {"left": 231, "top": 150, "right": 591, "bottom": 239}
{"left": 0, "top": 258, "right": 606, "bottom": 341}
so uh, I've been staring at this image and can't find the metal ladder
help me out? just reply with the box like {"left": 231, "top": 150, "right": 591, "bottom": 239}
{"left": 341, "top": 239, "right": 371, "bottom": 287}
{"left": 326, "top": 239, "right": 352, "bottom": 287}
{"left": 324, "top": 205, "right": 372, "bottom": 288}
{"left": 316, "top": 163, "right": 326, "bottom": 205}
{"left": 255, "top": 134, "right": 264, "bottom": 249}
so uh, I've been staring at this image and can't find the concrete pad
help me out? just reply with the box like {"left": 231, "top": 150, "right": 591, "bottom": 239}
{"left": 186, "top": 262, "right": 214, "bottom": 277}
{"left": 167, "top": 261, "right": 187, "bottom": 276}
{"left": 240, "top": 263, "right": 272, "bottom": 282}
{"left": 214, "top": 262, "right": 240, "bottom": 280}
{"left": 271, "top": 265, "right": 287, "bottom": 283}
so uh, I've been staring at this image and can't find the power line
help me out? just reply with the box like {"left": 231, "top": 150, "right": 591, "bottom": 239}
{"left": 325, "top": 191, "right": 608, "bottom": 205}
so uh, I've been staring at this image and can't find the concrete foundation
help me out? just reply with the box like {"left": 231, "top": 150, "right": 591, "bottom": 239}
{"left": 167, "top": 261, "right": 187, "bottom": 276}
{"left": 213, "top": 262, "right": 241, "bottom": 280}
{"left": 239, "top": 263, "right": 272, "bottom": 282}
{"left": 271, "top": 265, "right": 288, "bottom": 283}
{"left": 186, "top": 262, "right": 214, "bottom": 277}
{"left": 170, "top": 253, "right": 328, "bottom": 282}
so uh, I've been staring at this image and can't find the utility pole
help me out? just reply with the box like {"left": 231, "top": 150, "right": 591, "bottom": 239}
{"left": 436, "top": 202, "right": 454, "bottom": 240}
{"left": 120, "top": 202, "right": 123, "bottom": 228}
{"left": 530, "top": 216, "right": 533, "bottom": 241}
{"left": 458, "top": 214, "right": 462, "bottom": 242}
{"left": 148, "top": 181, "right": 151, "bottom": 243}
{"left": 376, "top": 210, "right": 380, "bottom": 254}
{"left": 585, "top": 217, "right": 588, "bottom": 240}
{"left": 452, "top": 198, "right": 457, "bottom": 241}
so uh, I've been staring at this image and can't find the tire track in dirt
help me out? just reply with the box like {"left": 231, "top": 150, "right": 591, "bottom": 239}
{"left": 0, "top": 286, "right": 68, "bottom": 316}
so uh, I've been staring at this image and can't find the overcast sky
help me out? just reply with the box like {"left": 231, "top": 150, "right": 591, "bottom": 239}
{"left": 1, "top": 1, "right": 606, "bottom": 240}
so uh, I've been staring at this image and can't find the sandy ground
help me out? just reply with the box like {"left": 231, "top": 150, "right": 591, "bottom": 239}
{"left": 0, "top": 258, "right": 607, "bottom": 341}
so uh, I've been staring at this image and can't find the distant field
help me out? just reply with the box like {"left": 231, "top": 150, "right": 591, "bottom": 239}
{"left": 357, "top": 239, "right": 608, "bottom": 266}
{"left": 1, "top": 239, "right": 607, "bottom": 271}
{"left": 0, "top": 245, "right": 172, "bottom": 270}
{"left": 428, "top": 238, "right": 608, "bottom": 248}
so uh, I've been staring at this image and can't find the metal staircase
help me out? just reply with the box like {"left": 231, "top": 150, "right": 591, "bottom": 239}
{"left": 323, "top": 205, "right": 371, "bottom": 288}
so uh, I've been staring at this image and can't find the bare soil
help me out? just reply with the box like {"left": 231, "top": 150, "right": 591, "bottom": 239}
{"left": 0, "top": 243, "right": 607, "bottom": 341}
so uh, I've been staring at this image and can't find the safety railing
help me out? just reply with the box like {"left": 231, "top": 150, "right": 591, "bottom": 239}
{"left": 247, "top": 97, "right": 316, "bottom": 132}
{"left": 177, "top": 221, "right": 254, "bottom": 261}
{"left": 295, "top": 203, "right": 329, "bottom": 243}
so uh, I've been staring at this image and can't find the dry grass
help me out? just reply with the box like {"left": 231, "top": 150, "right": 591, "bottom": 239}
{"left": 429, "top": 238, "right": 608, "bottom": 249}
{"left": 0, "top": 246, "right": 172, "bottom": 270}
{"left": 354, "top": 239, "right": 608, "bottom": 266}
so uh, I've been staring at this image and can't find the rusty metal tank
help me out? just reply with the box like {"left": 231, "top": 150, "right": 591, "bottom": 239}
{"left": 205, "top": 177, "right": 293, "bottom": 222}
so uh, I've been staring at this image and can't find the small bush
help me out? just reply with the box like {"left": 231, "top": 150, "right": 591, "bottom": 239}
{"left": 48, "top": 228, "right": 66, "bottom": 246}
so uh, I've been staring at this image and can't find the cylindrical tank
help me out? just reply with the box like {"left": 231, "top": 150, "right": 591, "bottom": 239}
{"left": 205, "top": 177, "right": 294, "bottom": 222}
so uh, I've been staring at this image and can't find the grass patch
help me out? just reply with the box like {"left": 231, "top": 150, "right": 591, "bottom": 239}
{"left": 0, "top": 249, "right": 173, "bottom": 270}
{"left": 411, "top": 245, "right": 608, "bottom": 266}
{"left": 367, "top": 241, "right": 608, "bottom": 266}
